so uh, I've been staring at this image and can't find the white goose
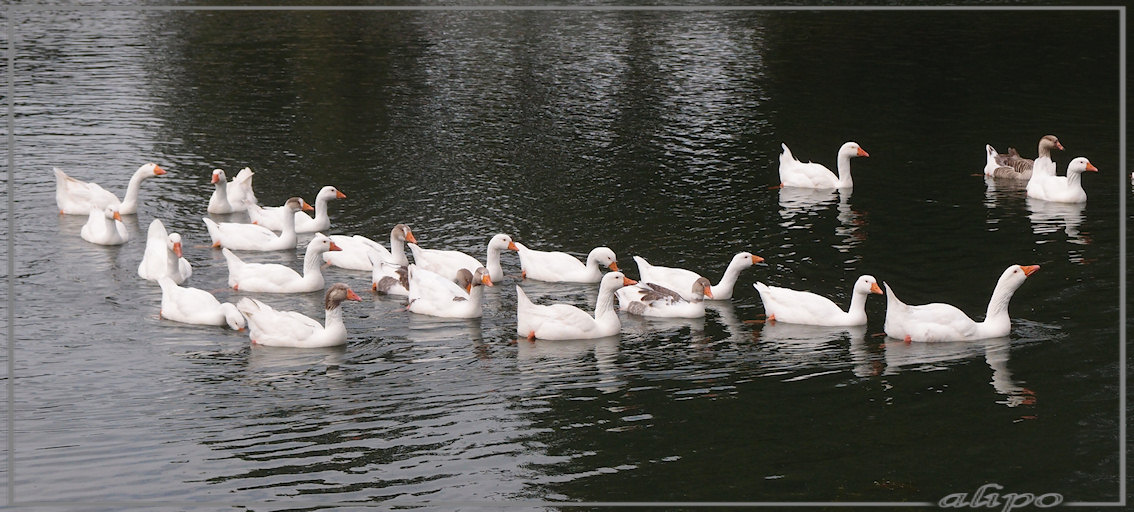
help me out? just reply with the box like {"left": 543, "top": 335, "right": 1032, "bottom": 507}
{"left": 1026, "top": 157, "right": 1098, "bottom": 203}
{"left": 516, "top": 271, "right": 636, "bottom": 341}
{"left": 515, "top": 242, "right": 618, "bottom": 283}
{"left": 753, "top": 275, "right": 882, "bottom": 326}
{"left": 406, "top": 265, "right": 493, "bottom": 318}
{"left": 202, "top": 197, "right": 305, "bottom": 251}
{"left": 207, "top": 168, "right": 258, "bottom": 214}
{"left": 222, "top": 233, "right": 341, "bottom": 293}
{"left": 228, "top": 167, "right": 257, "bottom": 208}
{"left": 617, "top": 278, "right": 712, "bottom": 318}
{"left": 80, "top": 206, "right": 129, "bottom": 245}
{"left": 409, "top": 233, "right": 518, "bottom": 283}
{"left": 248, "top": 185, "right": 345, "bottom": 233}
{"left": 54, "top": 163, "right": 166, "bottom": 215}
{"left": 633, "top": 252, "right": 763, "bottom": 301}
{"left": 883, "top": 264, "right": 1039, "bottom": 342}
{"left": 777, "top": 142, "right": 869, "bottom": 189}
{"left": 238, "top": 283, "right": 361, "bottom": 348}
{"left": 157, "top": 276, "right": 246, "bottom": 330}
{"left": 138, "top": 219, "right": 192, "bottom": 284}
{"left": 324, "top": 224, "right": 416, "bottom": 271}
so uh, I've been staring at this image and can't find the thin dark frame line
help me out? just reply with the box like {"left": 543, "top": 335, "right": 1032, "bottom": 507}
{"left": 2, "top": 3, "right": 1126, "bottom": 509}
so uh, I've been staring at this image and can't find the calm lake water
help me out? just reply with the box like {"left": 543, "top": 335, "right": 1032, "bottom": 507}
{"left": 2, "top": 5, "right": 1124, "bottom": 510}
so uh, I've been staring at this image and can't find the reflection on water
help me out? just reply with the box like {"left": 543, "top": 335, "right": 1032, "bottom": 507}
{"left": 776, "top": 186, "right": 865, "bottom": 260}
{"left": 882, "top": 338, "right": 1034, "bottom": 408}
{"left": 516, "top": 336, "right": 622, "bottom": 394}
{"left": 1027, "top": 196, "right": 1089, "bottom": 246}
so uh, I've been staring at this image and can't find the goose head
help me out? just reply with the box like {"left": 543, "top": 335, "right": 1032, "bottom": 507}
{"left": 600, "top": 271, "right": 637, "bottom": 291}
{"left": 854, "top": 275, "right": 883, "bottom": 295}
{"left": 995, "top": 264, "right": 1040, "bottom": 294}
{"left": 839, "top": 141, "right": 870, "bottom": 159}
{"left": 318, "top": 186, "right": 347, "bottom": 201}
{"left": 167, "top": 233, "right": 183, "bottom": 258}
{"left": 310, "top": 233, "right": 342, "bottom": 254}
{"left": 1067, "top": 157, "right": 1098, "bottom": 175}
{"left": 732, "top": 252, "right": 765, "bottom": 269}
{"left": 489, "top": 233, "right": 519, "bottom": 252}
{"left": 587, "top": 247, "right": 619, "bottom": 271}
{"left": 392, "top": 223, "right": 417, "bottom": 243}
{"left": 282, "top": 197, "right": 313, "bottom": 212}
{"left": 325, "top": 283, "right": 362, "bottom": 310}
{"left": 691, "top": 277, "right": 713, "bottom": 299}
{"left": 1037, "top": 135, "right": 1064, "bottom": 157}
{"left": 210, "top": 169, "right": 227, "bottom": 184}
{"left": 138, "top": 162, "right": 166, "bottom": 178}
{"left": 219, "top": 303, "right": 247, "bottom": 331}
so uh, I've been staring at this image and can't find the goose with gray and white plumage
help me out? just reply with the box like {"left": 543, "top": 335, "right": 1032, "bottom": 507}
{"left": 616, "top": 278, "right": 712, "bottom": 318}
{"left": 238, "top": 282, "right": 361, "bottom": 348}
{"left": 985, "top": 135, "right": 1063, "bottom": 180}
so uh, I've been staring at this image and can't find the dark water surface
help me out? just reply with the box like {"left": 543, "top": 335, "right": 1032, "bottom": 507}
{"left": 2, "top": 6, "right": 1124, "bottom": 509}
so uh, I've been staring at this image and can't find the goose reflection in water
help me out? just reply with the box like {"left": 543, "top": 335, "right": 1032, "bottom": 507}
{"left": 881, "top": 337, "right": 1035, "bottom": 408}
{"left": 1026, "top": 196, "right": 1088, "bottom": 245}
{"left": 777, "top": 187, "right": 865, "bottom": 255}
{"left": 756, "top": 322, "right": 868, "bottom": 377}
{"left": 515, "top": 335, "right": 621, "bottom": 394}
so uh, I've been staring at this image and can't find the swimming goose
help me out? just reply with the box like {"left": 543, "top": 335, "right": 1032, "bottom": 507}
{"left": 207, "top": 168, "right": 258, "bottom": 214}
{"left": 616, "top": 278, "right": 711, "bottom": 318}
{"left": 995, "top": 135, "right": 1063, "bottom": 168}
{"left": 222, "top": 233, "right": 341, "bottom": 293}
{"left": 248, "top": 185, "right": 345, "bottom": 233}
{"left": 409, "top": 233, "right": 517, "bottom": 283}
{"left": 634, "top": 252, "right": 763, "bottom": 301}
{"left": 80, "top": 206, "right": 129, "bottom": 245}
{"left": 883, "top": 265, "right": 1039, "bottom": 342}
{"left": 753, "top": 275, "right": 882, "bottom": 326}
{"left": 1026, "top": 157, "right": 1098, "bottom": 203}
{"left": 238, "top": 283, "right": 361, "bottom": 348}
{"left": 515, "top": 242, "right": 618, "bottom": 283}
{"left": 202, "top": 197, "right": 305, "bottom": 251}
{"left": 777, "top": 142, "right": 869, "bottom": 189}
{"left": 158, "top": 276, "right": 245, "bottom": 330}
{"left": 405, "top": 265, "right": 493, "bottom": 318}
{"left": 516, "top": 271, "right": 636, "bottom": 341}
{"left": 138, "top": 219, "right": 192, "bottom": 284}
{"left": 324, "top": 224, "right": 416, "bottom": 271}
{"left": 54, "top": 163, "right": 166, "bottom": 215}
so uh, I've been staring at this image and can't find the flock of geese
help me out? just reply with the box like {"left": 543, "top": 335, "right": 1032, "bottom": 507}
{"left": 52, "top": 135, "right": 1099, "bottom": 348}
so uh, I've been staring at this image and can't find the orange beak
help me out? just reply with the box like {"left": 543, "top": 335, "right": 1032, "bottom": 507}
{"left": 508, "top": 241, "right": 519, "bottom": 251}
{"left": 703, "top": 286, "right": 714, "bottom": 299}
{"left": 210, "top": 173, "right": 220, "bottom": 184}
{"left": 857, "top": 148, "right": 870, "bottom": 157}
{"left": 1085, "top": 163, "right": 1099, "bottom": 172}
{"left": 301, "top": 199, "right": 315, "bottom": 212}
{"left": 622, "top": 277, "right": 637, "bottom": 286}
{"left": 346, "top": 289, "right": 362, "bottom": 301}
{"left": 336, "top": 190, "right": 347, "bottom": 199}
{"left": 482, "top": 274, "right": 494, "bottom": 287}
{"left": 870, "top": 282, "right": 883, "bottom": 295}
{"left": 112, "top": 211, "right": 122, "bottom": 222}
{"left": 153, "top": 165, "right": 167, "bottom": 176}
{"left": 751, "top": 255, "right": 765, "bottom": 264}
{"left": 372, "top": 282, "right": 378, "bottom": 292}
{"left": 172, "top": 242, "right": 183, "bottom": 258}
{"left": 608, "top": 261, "right": 619, "bottom": 272}
{"left": 328, "top": 241, "right": 342, "bottom": 252}
{"left": 1020, "top": 265, "right": 1040, "bottom": 277}
{"left": 405, "top": 230, "right": 418, "bottom": 244}
{"left": 1056, "top": 142, "right": 1065, "bottom": 151}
